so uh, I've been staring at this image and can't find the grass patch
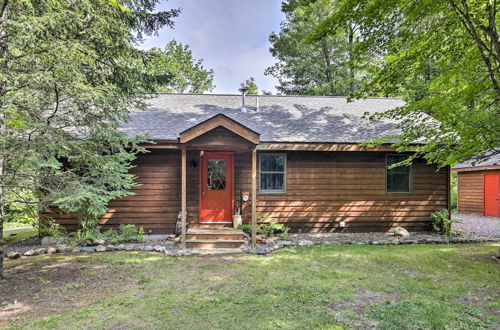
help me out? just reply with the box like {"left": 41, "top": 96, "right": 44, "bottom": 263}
{"left": 3, "top": 229, "right": 38, "bottom": 246}
{"left": 1, "top": 244, "right": 499, "bottom": 329}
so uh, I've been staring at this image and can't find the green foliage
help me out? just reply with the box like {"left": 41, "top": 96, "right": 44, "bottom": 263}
{"left": 239, "top": 77, "right": 258, "bottom": 95}
{"left": 431, "top": 209, "right": 457, "bottom": 237}
{"left": 451, "top": 172, "right": 458, "bottom": 211}
{"left": 146, "top": 40, "right": 215, "bottom": 93}
{"left": 137, "top": 226, "right": 145, "bottom": 243}
{"left": 72, "top": 224, "right": 144, "bottom": 246}
{"left": 4, "top": 190, "right": 37, "bottom": 225}
{"left": 306, "top": 0, "right": 500, "bottom": 166}
{"left": 238, "top": 221, "right": 291, "bottom": 239}
{"left": 236, "top": 224, "right": 251, "bottom": 235}
{"left": 266, "top": 0, "right": 373, "bottom": 95}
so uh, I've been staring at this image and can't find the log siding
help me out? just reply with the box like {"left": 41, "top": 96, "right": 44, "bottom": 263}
{"left": 49, "top": 149, "right": 449, "bottom": 233}
{"left": 457, "top": 169, "right": 500, "bottom": 215}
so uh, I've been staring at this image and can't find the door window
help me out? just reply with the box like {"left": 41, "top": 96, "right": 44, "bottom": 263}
{"left": 207, "top": 159, "right": 226, "bottom": 190}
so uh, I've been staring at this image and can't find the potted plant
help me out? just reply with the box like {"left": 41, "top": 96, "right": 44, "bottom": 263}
{"left": 233, "top": 202, "right": 242, "bottom": 228}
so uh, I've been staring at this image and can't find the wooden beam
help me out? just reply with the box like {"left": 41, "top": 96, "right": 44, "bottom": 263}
{"left": 180, "top": 114, "right": 260, "bottom": 144}
{"left": 251, "top": 148, "right": 257, "bottom": 249}
{"left": 181, "top": 147, "right": 187, "bottom": 250}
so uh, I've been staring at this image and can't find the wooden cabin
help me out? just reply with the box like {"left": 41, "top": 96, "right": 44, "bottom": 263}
{"left": 452, "top": 156, "right": 500, "bottom": 217}
{"left": 48, "top": 94, "right": 451, "bottom": 247}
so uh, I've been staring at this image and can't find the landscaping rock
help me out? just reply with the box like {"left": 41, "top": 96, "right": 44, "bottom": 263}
{"left": 390, "top": 226, "right": 410, "bottom": 237}
{"left": 116, "top": 244, "right": 125, "bottom": 250}
{"left": 401, "top": 239, "right": 418, "bottom": 244}
{"left": 391, "top": 239, "right": 400, "bottom": 245}
{"left": 95, "top": 245, "right": 106, "bottom": 252}
{"left": 92, "top": 238, "right": 106, "bottom": 246}
{"left": 106, "top": 245, "right": 117, "bottom": 251}
{"left": 256, "top": 235, "right": 267, "bottom": 244}
{"left": 23, "top": 249, "right": 35, "bottom": 256}
{"left": 165, "top": 250, "right": 177, "bottom": 257}
{"left": 34, "top": 248, "right": 47, "bottom": 255}
{"left": 144, "top": 245, "right": 154, "bottom": 252}
{"left": 153, "top": 245, "right": 166, "bottom": 253}
{"left": 58, "top": 245, "right": 73, "bottom": 253}
{"left": 298, "top": 240, "right": 313, "bottom": 247}
{"left": 276, "top": 241, "right": 292, "bottom": 248}
{"left": 81, "top": 246, "right": 95, "bottom": 253}
{"left": 124, "top": 244, "right": 135, "bottom": 251}
{"left": 72, "top": 247, "right": 81, "bottom": 253}
{"left": 177, "top": 250, "right": 192, "bottom": 256}
{"left": 6, "top": 252, "right": 21, "bottom": 259}
{"left": 46, "top": 247, "right": 58, "bottom": 254}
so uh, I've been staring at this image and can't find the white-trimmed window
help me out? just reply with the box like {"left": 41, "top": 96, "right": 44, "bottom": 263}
{"left": 259, "top": 153, "right": 286, "bottom": 193}
{"left": 386, "top": 155, "right": 411, "bottom": 193}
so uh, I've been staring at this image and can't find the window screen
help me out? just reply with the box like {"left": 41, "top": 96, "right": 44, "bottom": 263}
{"left": 260, "top": 154, "right": 286, "bottom": 193}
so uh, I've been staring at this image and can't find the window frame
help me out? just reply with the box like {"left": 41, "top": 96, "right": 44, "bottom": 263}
{"left": 259, "top": 153, "right": 287, "bottom": 194}
{"left": 385, "top": 154, "right": 412, "bottom": 194}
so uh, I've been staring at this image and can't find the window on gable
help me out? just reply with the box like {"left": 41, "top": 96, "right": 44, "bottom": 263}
{"left": 386, "top": 155, "right": 411, "bottom": 193}
{"left": 260, "top": 153, "right": 286, "bottom": 193}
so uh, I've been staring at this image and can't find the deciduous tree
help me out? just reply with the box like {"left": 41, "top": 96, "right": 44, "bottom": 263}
{"left": 307, "top": 0, "right": 500, "bottom": 166}
{"left": 146, "top": 40, "right": 215, "bottom": 93}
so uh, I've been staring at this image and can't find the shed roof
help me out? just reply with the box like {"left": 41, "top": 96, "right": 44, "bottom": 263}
{"left": 119, "top": 93, "right": 405, "bottom": 143}
{"left": 452, "top": 153, "right": 500, "bottom": 171}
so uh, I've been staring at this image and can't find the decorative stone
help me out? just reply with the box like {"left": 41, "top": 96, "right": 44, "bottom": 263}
{"left": 165, "top": 250, "right": 177, "bottom": 257}
{"left": 391, "top": 239, "right": 400, "bottom": 245}
{"left": 59, "top": 246, "right": 73, "bottom": 253}
{"left": 34, "top": 248, "right": 47, "bottom": 255}
{"left": 81, "top": 246, "right": 95, "bottom": 252}
{"left": 256, "top": 235, "right": 267, "bottom": 244}
{"left": 124, "top": 244, "right": 135, "bottom": 251}
{"left": 174, "top": 237, "right": 181, "bottom": 243}
{"left": 276, "top": 241, "right": 292, "bottom": 248}
{"left": 23, "top": 249, "right": 35, "bottom": 256}
{"left": 377, "top": 240, "right": 391, "bottom": 245}
{"left": 426, "top": 238, "right": 444, "bottom": 244}
{"left": 144, "top": 245, "right": 154, "bottom": 252}
{"left": 153, "top": 245, "right": 165, "bottom": 253}
{"left": 116, "top": 244, "right": 125, "bottom": 250}
{"left": 177, "top": 250, "right": 192, "bottom": 256}
{"left": 390, "top": 226, "right": 410, "bottom": 237}
{"left": 6, "top": 251, "right": 21, "bottom": 259}
{"left": 401, "top": 239, "right": 418, "bottom": 244}
{"left": 72, "top": 247, "right": 81, "bottom": 253}
{"left": 298, "top": 240, "right": 313, "bottom": 247}
{"left": 106, "top": 245, "right": 117, "bottom": 251}
{"left": 92, "top": 238, "right": 106, "bottom": 246}
{"left": 95, "top": 245, "right": 106, "bottom": 252}
{"left": 46, "top": 247, "right": 58, "bottom": 254}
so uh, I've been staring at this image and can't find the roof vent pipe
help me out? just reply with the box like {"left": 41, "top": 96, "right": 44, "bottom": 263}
{"left": 239, "top": 87, "right": 248, "bottom": 112}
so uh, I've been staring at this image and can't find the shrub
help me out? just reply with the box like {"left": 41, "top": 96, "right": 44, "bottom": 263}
{"left": 431, "top": 209, "right": 458, "bottom": 236}
{"left": 137, "top": 226, "right": 145, "bottom": 242}
{"left": 238, "top": 222, "right": 290, "bottom": 239}
{"left": 120, "top": 224, "right": 139, "bottom": 241}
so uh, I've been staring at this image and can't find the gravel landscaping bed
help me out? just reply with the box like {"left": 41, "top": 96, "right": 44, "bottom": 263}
{"left": 452, "top": 212, "right": 500, "bottom": 239}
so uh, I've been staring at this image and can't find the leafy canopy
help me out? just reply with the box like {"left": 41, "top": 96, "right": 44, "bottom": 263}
{"left": 307, "top": 0, "right": 500, "bottom": 166}
{"left": 239, "top": 77, "right": 258, "bottom": 95}
{"left": 266, "top": 0, "right": 374, "bottom": 96}
{"left": 146, "top": 40, "right": 215, "bottom": 93}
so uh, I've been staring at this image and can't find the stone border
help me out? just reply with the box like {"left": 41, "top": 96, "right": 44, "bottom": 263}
{"left": 5, "top": 236, "right": 500, "bottom": 260}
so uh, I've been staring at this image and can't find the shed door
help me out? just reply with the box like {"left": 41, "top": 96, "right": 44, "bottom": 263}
{"left": 200, "top": 152, "right": 234, "bottom": 222}
{"left": 484, "top": 173, "right": 499, "bottom": 217}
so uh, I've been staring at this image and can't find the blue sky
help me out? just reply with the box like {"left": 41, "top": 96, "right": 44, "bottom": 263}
{"left": 140, "top": 0, "right": 284, "bottom": 94}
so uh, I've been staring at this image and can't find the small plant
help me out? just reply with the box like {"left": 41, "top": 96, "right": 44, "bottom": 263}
{"left": 137, "top": 226, "right": 145, "bottom": 242}
{"left": 431, "top": 209, "right": 459, "bottom": 236}
{"left": 237, "top": 224, "right": 252, "bottom": 235}
{"left": 120, "top": 224, "right": 139, "bottom": 241}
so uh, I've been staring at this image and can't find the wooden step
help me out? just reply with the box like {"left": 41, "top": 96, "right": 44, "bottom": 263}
{"left": 186, "top": 239, "right": 245, "bottom": 249}
{"left": 187, "top": 229, "right": 244, "bottom": 241}
{"left": 189, "top": 223, "right": 233, "bottom": 229}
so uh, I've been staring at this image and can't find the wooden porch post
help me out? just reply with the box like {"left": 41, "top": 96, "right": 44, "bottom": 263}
{"left": 251, "top": 148, "right": 257, "bottom": 249}
{"left": 181, "top": 147, "right": 187, "bottom": 250}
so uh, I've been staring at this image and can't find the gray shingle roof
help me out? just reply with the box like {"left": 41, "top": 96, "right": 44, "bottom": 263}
{"left": 119, "top": 94, "right": 406, "bottom": 143}
{"left": 452, "top": 152, "right": 500, "bottom": 169}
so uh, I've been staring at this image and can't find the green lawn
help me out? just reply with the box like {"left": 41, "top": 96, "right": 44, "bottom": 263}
{"left": 1, "top": 244, "right": 499, "bottom": 329}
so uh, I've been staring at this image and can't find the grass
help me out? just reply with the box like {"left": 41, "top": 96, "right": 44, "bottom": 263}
{"left": 2, "top": 244, "right": 499, "bottom": 329}
{"left": 3, "top": 229, "right": 38, "bottom": 246}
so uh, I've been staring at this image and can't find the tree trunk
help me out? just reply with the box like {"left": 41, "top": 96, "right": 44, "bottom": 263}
{"left": 0, "top": 0, "right": 9, "bottom": 281}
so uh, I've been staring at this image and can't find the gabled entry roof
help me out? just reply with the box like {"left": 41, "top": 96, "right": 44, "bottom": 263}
{"left": 119, "top": 93, "right": 405, "bottom": 143}
{"left": 179, "top": 114, "right": 260, "bottom": 144}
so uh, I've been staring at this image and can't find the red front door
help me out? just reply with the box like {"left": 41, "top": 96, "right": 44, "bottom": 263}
{"left": 484, "top": 173, "right": 499, "bottom": 217}
{"left": 200, "top": 152, "right": 234, "bottom": 222}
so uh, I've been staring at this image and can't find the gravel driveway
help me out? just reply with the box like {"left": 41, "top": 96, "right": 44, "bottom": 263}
{"left": 452, "top": 212, "right": 500, "bottom": 239}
